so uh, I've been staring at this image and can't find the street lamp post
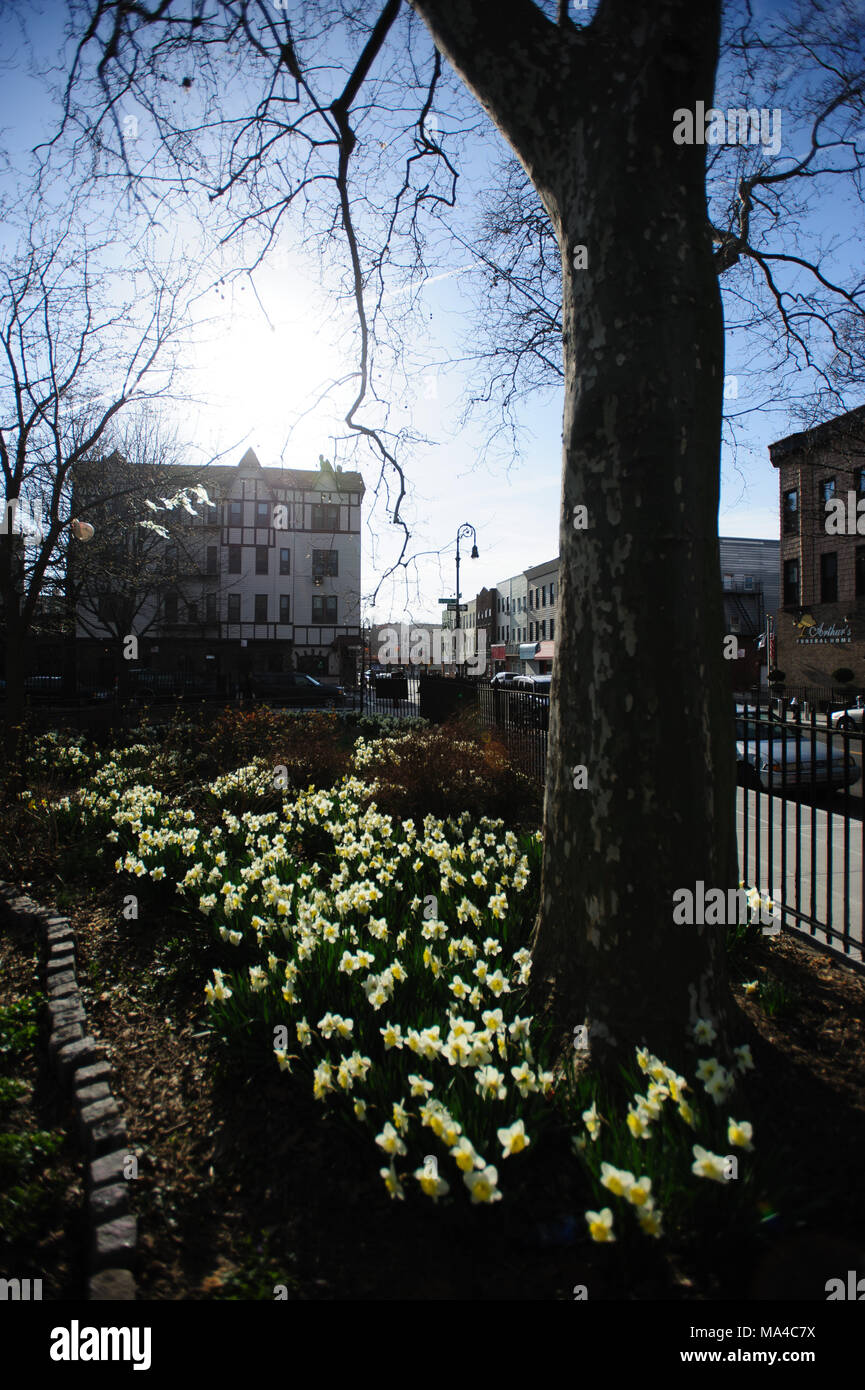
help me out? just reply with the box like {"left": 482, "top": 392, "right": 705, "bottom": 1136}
{"left": 454, "top": 522, "right": 479, "bottom": 678}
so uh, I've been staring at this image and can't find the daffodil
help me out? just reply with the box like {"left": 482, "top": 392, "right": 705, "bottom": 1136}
{"left": 626, "top": 1176, "right": 652, "bottom": 1207}
{"left": 600, "top": 1162, "right": 634, "bottom": 1198}
{"left": 626, "top": 1104, "right": 652, "bottom": 1140}
{"left": 452, "top": 1137, "right": 480, "bottom": 1171}
{"left": 691, "top": 1144, "right": 728, "bottom": 1182}
{"left": 694, "top": 1017, "right": 717, "bottom": 1045}
{"left": 727, "top": 1117, "right": 754, "bottom": 1150}
{"left": 375, "top": 1123, "right": 407, "bottom": 1157}
{"left": 414, "top": 1166, "right": 450, "bottom": 1201}
{"left": 733, "top": 1042, "right": 755, "bottom": 1072}
{"left": 585, "top": 1207, "right": 615, "bottom": 1243}
{"left": 497, "top": 1120, "right": 530, "bottom": 1157}
{"left": 380, "top": 1164, "right": 405, "bottom": 1200}
{"left": 582, "top": 1101, "right": 602, "bottom": 1141}
{"left": 464, "top": 1164, "right": 502, "bottom": 1204}
{"left": 637, "top": 1203, "right": 663, "bottom": 1237}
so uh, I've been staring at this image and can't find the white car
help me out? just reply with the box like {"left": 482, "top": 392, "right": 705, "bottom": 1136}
{"left": 829, "top": 700, "right": 865, "bottom": 730}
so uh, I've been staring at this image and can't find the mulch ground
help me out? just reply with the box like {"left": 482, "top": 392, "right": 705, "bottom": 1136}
{"left": 3, "top": 872, "right": 865, "bottom": 1301}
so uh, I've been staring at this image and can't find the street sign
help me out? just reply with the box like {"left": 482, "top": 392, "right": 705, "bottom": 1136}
{"left": 438, "top": 597, "right": 456, "bottom": 604}
{"left": 446, "top": 603, "right": 468, "bottom": 612}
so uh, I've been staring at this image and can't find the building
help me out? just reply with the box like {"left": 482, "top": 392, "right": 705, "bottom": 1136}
{"left": 719, "top": 537, "right": 780, "bottom": 689}
{"left": 771, "top": 403, "right": 865, "bottom": 689}
{"left": 73, "top": 447, "right": 364, "bottom": 691}
{"left": 479, "top": 537, "right": 778, "bottom": 683}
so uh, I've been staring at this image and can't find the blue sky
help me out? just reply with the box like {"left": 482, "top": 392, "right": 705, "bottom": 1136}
{"left": 2, "top": 0, "right": 862, "bottom": 625}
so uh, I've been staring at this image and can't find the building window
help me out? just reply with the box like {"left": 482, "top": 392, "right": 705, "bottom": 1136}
{"left": 313, "top": 548, "right": 338, "bottom": 577}
{"left": 280, "top": 548, "right": 291, "bottom": 575}
{"left": 206, "top": 593, "right": 216, "bottom": 623}
{"left": 255, "top": 500, "right": 270, "bottom": 527}
{"left": 540, "top": 620, "right": 546, "bottom": 639}
{"left": 550, "top": 582, "right": 555, "bottom": 602}
{"left": 783, "top": 489, "right": 798, "bottom": 535}
{"left": 279, "top": 594, "right": 291, "bottom": 624}
{"left": 743, "top": 575, "right": 754, "bottom": 591}
{"left": 164, "top": 593, "right": 178, "bottom": 624}
{"left": 187, "top": 601, "right": 197, "bottom": 624}
{"left": 856, "top": 548, "right": 865, "bottom": 598}
{"left": 821, "top": 477, "right": 836, "bottom": 505}
{"left": 313, "top": 595, "right": 337, "bottom": 623}
{"left": 227, "top": 594, "right": 240, "bottom": 622}
{"left": 206, "top": 545, "right": 217, "bottom": 575}
{"left": 783, "top": 558, "right": 799, "bottom": 608}
{"left": 254, "top": 593, "right": 268, "bottom": 623}
{"left": 229, "top": 499, "right": 243, "bottom": 526}
{"left": 255, "top": 545, "right": 268, "bottom": 575}
{"left": 311, "top": 502, "right": 340, "bottom": 531}
{"left": 541, "top": 588, "right": 546, "bottom": 607}
{"left": 207, "top": 503, "right": 219, "bottom": 525}
{"left": 228, "top": 544, "right": 241, "bottom": 574}
{"left": 550, "top": 617, "right": 555, "bottom": 639}
{"left": 723, "top": 574, "right": 734, "bottom": 591}
{"left": 820, "top": 551, "right": 838, "bottom": 604}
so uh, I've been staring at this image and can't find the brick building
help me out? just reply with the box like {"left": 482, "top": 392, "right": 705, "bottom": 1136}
{"left": 771, "top": 403, "right": 865, "bottom": 688}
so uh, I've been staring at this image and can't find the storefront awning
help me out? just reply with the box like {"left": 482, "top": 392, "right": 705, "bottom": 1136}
{"left": 536, "top": 641, "right": 555, "bottom": 660}
{"left": 519, "top": 642, "right": 539, "bottom": 660}
{"left": 490, "top": 644, "right": 506, "bottom": 660}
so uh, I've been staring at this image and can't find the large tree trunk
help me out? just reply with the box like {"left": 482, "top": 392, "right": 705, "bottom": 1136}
{"left": 412, "top": 0, "right": 736, "bottom": 1070}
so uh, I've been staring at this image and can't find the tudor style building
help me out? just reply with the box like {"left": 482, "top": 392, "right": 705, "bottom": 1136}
{"left": 770, "top": 403, "right": 865, "bottom": 688}
{"left": 73, "top": 447, "right": 364, "bottom": 691}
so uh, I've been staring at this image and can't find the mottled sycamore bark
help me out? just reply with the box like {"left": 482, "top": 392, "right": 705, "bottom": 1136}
{"left": 410, "top": 0, "right": 735, "bottom": 1070}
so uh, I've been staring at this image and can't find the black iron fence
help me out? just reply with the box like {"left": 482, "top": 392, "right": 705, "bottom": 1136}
{"left": 473, "top": 685, "right": 864, "bottom": 970}
{"left": 476, "top": 683, "right": 549, "bottom": 786}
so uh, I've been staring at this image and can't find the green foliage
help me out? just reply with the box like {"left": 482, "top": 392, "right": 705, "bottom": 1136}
{"left": 758, "top": 978, "right": 795, "bottom": 1017}
{"left": 205, "top": 1233, "right": 301, "bottom": 1300}
{"left": 0, "top": 996, "right": 41, "bottom": 1055}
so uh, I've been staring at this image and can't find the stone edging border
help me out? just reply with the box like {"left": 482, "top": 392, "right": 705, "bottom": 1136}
{"left": 0, "top": 883, "right": 138, "bottom": 1300}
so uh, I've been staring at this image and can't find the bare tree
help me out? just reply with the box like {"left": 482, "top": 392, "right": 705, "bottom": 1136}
{"left": 455, "top": 2, "right": 865, "bottom": 462}
{"left": 49, "top": 0, "right": 864, "bottom": 1070}
{"left": 67, "top": 414, "right": 220, "bottom": 700}
{"left": 0, "top": 212, "right": 190, "bottom": 770}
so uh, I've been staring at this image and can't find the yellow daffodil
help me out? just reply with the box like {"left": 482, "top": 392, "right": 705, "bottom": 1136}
{"left": 727, "top": 1117, "right": 754, "bottom": 1150}
{"left": 585, "top": 1208, "right": 615, "bottom": 1243}
{"left": 497, "top": 1120, "right": 530, "bottom": 1157}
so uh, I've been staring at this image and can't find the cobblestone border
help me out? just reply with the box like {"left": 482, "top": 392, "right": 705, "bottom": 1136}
{"left": 0, "top": 883, "right": 138, "bottom": 1300}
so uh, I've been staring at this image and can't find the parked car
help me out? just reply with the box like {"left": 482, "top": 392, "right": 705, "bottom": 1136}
{"left": 253, "top": 671, "right": 347, "bottom": 708}
{"left": 735, "top": 708, "right": 860, "bottom": 792}
{"left": 829, "top": 699, "right": 865, "bottom": 731}
{"left": 502, "top": 674, "right": 551, "bottom": 729}
{"left": 490, "top": 671, "right": 520, "bottom": 687}
{"left": 126, "top": 670, "right": 217, "bottom": 704}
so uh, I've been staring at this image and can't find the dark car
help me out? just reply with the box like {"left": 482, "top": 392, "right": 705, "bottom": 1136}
{"left": 254, "top": 671, "right": 346, "bottom": 708}
{"left": 501, "top": 674, "right": 551, "bottom": 730}
{"left": 126, "top": 670, "right": 216, "bottom": 704}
